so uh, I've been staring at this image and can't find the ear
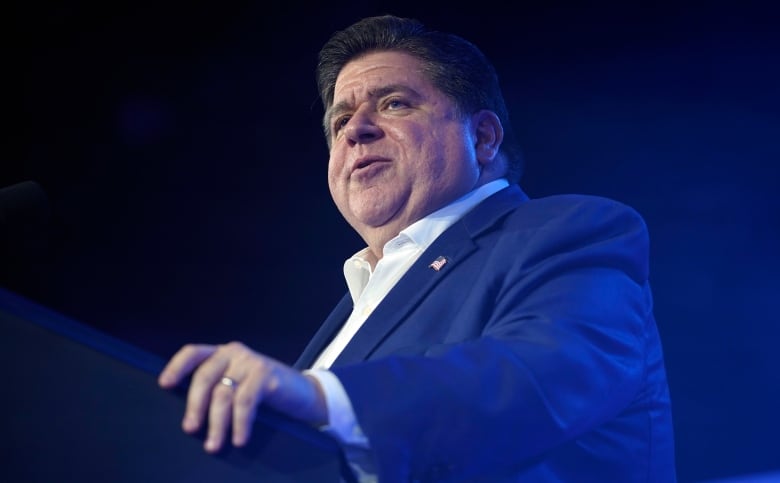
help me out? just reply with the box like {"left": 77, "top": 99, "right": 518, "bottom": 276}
{"left": 472, "top": 110, "right": 504, "bottom": 166}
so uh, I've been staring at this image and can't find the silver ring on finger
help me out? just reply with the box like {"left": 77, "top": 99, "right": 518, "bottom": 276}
{"left": 219, "top": 376, "right": 238, "bottom": 389}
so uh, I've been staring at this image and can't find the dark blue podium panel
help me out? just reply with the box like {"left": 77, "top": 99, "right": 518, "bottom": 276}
{"left": 0, "top": 288, "right": 344, "bottom": 483}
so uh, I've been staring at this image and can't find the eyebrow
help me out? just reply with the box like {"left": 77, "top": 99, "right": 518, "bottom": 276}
{"left": 325, "top": 84, "right": 422, "bottom": 129}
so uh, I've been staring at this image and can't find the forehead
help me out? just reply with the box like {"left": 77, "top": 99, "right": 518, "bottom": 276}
{"left": 333, "top": 51, "right": 434, "bottom": 101}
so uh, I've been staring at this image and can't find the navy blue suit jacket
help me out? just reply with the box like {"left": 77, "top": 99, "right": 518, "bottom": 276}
{"left": 295, "top": 185, "right": 676, "bottom": 482}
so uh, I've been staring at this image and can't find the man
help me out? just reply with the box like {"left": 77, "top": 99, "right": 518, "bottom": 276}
{"left": 159, "top": 15, "right": 676, "bottom": 482}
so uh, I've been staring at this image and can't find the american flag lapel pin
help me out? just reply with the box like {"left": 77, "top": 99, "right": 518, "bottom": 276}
{"left": 428, "top": 256, "right": 448, "bottom": 272}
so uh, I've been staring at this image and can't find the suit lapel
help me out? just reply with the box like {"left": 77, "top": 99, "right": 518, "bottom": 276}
{"left": 332, "top": 185, "right": 529, "bottom": 366}
{"left": 293, "top": 294, "right": 352, "bottom": 369}
{"left": 332, "top": 223, "right": 478, "bottom": 365}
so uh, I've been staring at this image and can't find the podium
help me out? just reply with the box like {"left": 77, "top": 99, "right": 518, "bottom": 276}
{"left": 0, "top": 287, "right": 346, "bottom": 482}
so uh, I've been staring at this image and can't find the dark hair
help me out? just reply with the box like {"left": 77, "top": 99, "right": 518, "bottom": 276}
{"left": 316, "top": 15, "right": 524, "bottom": 183}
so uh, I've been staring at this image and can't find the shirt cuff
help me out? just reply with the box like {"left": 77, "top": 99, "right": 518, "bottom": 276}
{"left": 303, "top": 368, "right": 370, "bottom": 449}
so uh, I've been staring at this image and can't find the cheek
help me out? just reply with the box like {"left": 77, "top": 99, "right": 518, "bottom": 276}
{"left": 423, "top": 131, "right": 477, "bottom": 187}
{"left": 415, "top": 131, "right": 457, "bottom": 171}
{"left": 392, "top": 127, "right": 433, "bottom": 169}
{"left": 326, "top": 161, "right": 339, "bottom": 193}
{"left": 326, "top": 154, "right": 347, "bottom": 203}
{"left": 327, "top": 148, "right": 345, "bottom": 180}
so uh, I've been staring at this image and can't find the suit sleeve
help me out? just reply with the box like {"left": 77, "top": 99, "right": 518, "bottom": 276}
{"left": 331, "top": 198, "right": 657, "bottom": 480}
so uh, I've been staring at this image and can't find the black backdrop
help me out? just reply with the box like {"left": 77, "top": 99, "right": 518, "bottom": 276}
{"left": 8, "top": 2, "right": 780, "bottom": 482}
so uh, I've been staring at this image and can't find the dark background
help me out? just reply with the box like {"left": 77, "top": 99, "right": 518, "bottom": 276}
{"left": 7, "top": 1, "right": 779, "bottom": 482}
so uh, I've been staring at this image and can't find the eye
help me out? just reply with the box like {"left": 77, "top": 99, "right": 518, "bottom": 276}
{"left": 332, "top": 115, "right": 351, "bottom": 133}
{"left": 384, "top": 98, "right": 409, "bottom": 110}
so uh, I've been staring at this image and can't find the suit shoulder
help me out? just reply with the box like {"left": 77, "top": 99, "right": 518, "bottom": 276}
{"left": 506, "top": 193, "right": 648, "bottom": 234}
{"left": 492, "top": 193, "right": 651, "bottom": 281}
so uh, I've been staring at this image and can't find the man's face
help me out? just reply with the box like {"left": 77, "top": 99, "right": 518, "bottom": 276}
{"left": 327, "top": 51, "right": 483, "bottom": 250}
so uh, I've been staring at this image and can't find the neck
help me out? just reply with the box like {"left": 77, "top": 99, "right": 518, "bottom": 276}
{"left": 362, "top": 224, "right": 402, "bottom": 269}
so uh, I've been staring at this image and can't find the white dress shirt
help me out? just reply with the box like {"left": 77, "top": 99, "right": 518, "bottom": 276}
{"left": 305, "top": 179, "right": 509, "bottom": 480}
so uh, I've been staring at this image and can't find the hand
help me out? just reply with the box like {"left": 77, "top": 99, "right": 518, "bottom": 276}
{"left": 158, "top": 342, "right": 327, "bottom": 453}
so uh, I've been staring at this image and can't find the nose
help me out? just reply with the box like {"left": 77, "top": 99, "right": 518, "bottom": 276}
{"left": 343, "top": 109, "right": 383, "bottom": 146}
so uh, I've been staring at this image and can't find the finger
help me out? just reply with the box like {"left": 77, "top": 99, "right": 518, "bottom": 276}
{"left": 231, "top": 363, "right": 267, "bottom": 447}
{"left": 204, "top": 380, "right": 236, "bottom": 453}
{"left": 183, "top": 351, "right": 231, "bottom": 434}
{"left": 158, "top": 344, "right": 216, "bottom": 388}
